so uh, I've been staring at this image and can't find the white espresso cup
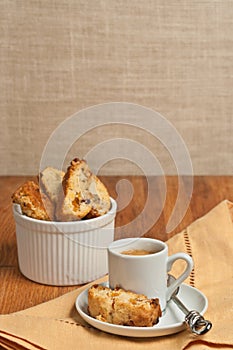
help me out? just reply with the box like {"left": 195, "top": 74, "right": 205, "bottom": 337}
{"left": 108, "top": 237, "right": 193, "bottom": 311}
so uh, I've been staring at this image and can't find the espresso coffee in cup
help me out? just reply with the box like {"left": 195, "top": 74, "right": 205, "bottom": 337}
{"left": 121, "top": 249, "right": 155, "bottom": 256}
{"left": 108, "top": 237, "right": 193, "bottom": 311}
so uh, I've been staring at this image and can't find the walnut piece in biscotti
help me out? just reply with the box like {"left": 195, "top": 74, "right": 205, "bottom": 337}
{"left": 12, "top": 180, "right": 54, "bottom": 221}
{"left": 88, "top": 284, "right": 162, "bottom": 327}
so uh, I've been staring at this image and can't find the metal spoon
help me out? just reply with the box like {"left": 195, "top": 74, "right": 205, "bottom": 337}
{"left": 167, "top": 274, "right": 212, "bottom": 335}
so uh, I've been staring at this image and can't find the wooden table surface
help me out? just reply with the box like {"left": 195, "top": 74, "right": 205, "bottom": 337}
{"left": 0, "top": 175, "right": 232, "bottom": 316}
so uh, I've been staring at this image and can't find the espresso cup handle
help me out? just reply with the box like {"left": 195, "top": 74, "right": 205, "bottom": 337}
{"left": 166, "top": 253, "right": 193, "bottom": 301}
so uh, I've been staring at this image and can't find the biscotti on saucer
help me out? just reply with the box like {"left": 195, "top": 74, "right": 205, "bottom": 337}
{"left": 88, "top": 284, "right": 162, "bottom": 327}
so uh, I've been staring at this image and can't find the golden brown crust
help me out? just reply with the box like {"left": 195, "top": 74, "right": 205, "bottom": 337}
{"left": 12, "top": 181, "right": 54, "bottom": 221}
{"left": 88, "top": 284, "right": 162, "bottom": 327}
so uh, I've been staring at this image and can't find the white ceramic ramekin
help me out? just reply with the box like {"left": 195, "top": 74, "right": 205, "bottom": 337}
{"left": 13, "top": 198, "right": 117, "bottom": 285}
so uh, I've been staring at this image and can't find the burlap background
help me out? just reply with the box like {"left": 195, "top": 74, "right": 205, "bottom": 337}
{"left": 0, "top": 1, "right": 232, "bottom": 175}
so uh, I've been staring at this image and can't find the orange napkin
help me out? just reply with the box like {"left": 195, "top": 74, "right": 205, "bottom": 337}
{"left": 0, "top": 200, "right": 232, "bottom": 350}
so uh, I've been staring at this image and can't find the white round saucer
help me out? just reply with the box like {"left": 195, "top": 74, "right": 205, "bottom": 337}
{"left": 75, "top": 282, "right": 208, "bottom": 338}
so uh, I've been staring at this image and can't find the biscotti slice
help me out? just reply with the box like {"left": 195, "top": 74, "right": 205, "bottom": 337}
{"left": 56, "top": 159, "right": 93, "bottom": 221}
{"left": 12, "top": 180, "right": 53, "bottom": 221}
{"left": 56, "top": 158, "right": 111, "bottom": 221}
{"left": 40, "top": 167, "right": 65, "bottom": 205}
{"left": 85, "top": 174, "right": 111, "bottom": 218}
{"left": 88, "top": 284, "right": 162, "bottom": 327}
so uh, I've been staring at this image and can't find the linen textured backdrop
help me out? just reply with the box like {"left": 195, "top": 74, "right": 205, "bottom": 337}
{"left": 0, "top": 0, "right": 232, "bottom": 175}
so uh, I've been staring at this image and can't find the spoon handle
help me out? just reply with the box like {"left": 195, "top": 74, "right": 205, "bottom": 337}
{"left": 171, "top": 294, "right": 212, "bottom": 335}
